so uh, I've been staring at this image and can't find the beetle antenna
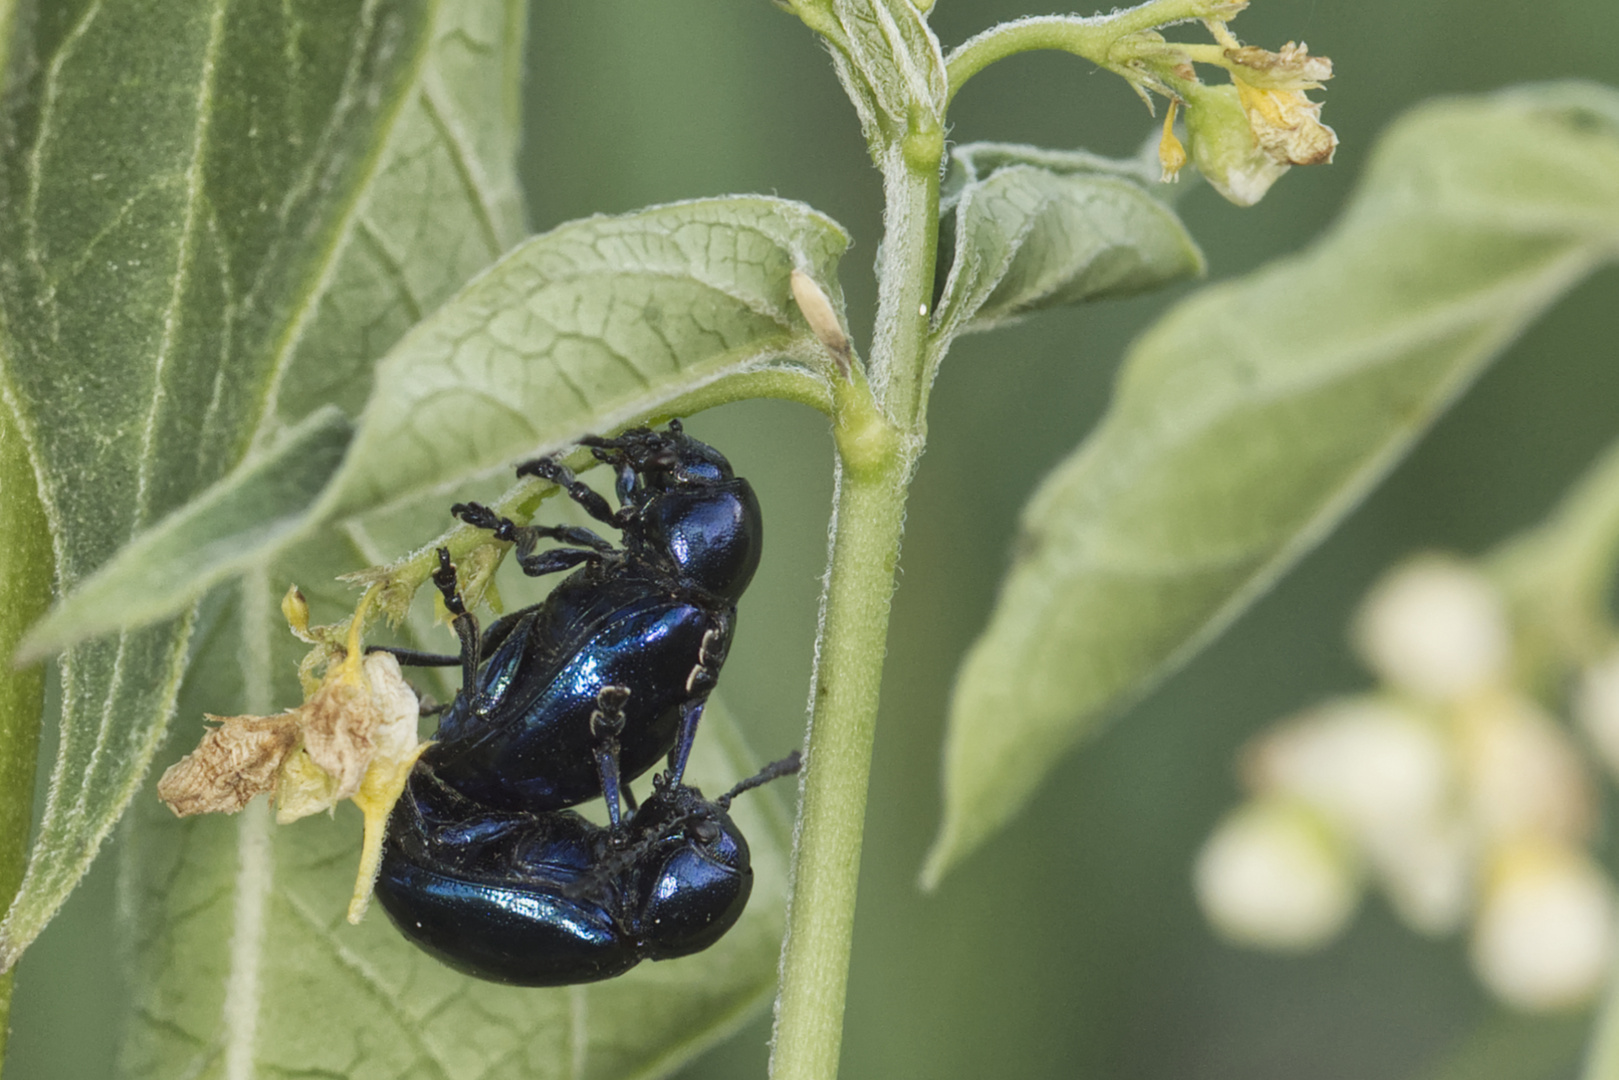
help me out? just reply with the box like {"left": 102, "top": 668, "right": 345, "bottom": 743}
{"left": 718, "top": 751, "right": 802, "bottom": 809}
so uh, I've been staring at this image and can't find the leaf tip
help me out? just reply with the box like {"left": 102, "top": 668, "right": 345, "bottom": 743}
{"left": 918, "top": 816, "right": 964, "bottom": 892}
{"left": 12, "top": 612, "right": 71, "bottom": 667}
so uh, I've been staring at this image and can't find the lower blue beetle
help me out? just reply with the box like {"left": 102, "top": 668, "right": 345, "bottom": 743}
{"left": 375, "top": 752, "right": 800, "bottom": 986}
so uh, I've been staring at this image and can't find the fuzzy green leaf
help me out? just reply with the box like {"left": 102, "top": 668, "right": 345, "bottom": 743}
{"left": 18, "top": 408, "right": 353, "bottom": 659}
{"left": 925, "top": 83, "right": 1619, "bottom": 886}
{"left": 320, "top": 195, "right": 849, "bottom": 520}
{"left": 0, "top": 0, "right": 523, "bottom": 971}
{"left": 932, "top": 140, "right": 1204, "bottom": 345}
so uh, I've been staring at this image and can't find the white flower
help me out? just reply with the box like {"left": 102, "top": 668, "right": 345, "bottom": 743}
{"left": 1244, "top": 696, "right": 1473, "bottom": 935}
{"left": 1457, "top": 694, "right": 1593, "bottom": 844}
{"left": 1195, "top": 798, "right": 1359, "bottom": 952}
{"left": 1363, "top": 819, "right": 1474, "bottom": 936}
{"left": 1471, "top": 842, "right": 1617, "bottom": 1011}
{"left": 1353, "top": 557, "right": 1511, "bottom": 702}
{"left": 1246, "top": 696, "right": 1451, "bottom": 837}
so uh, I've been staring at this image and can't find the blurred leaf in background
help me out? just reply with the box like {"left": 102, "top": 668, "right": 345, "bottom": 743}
{"left": 928, "top": 84, "right": 1619, "bottom": 888}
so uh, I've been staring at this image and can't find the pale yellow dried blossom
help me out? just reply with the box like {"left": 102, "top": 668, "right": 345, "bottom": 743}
{"left": 1233, "top": 78, "right": 1337, "bottom": 167}
{"left": 1223, "top": 41, "right": 1333, "bottom": 90}
{"left": 1173, "top": 31, "right": 1336, "bottom": 204}
{"left": 273, "top": 651, "right": 416, "bottom": 823}
{"left": 1223, "top": 41, "right": 1336, "bottom": 167}
{"left": 157, "top": 588, "right": 429, "bottom": 923}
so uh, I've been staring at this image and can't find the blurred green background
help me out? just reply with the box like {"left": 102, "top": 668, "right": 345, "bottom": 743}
{"left": 11, "top": 1, "right": 1619, "bottom": 1077}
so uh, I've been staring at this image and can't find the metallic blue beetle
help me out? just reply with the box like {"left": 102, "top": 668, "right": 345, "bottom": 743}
{"left": 381, "top": 420, "right": 763, "bottom": 829}
{"left": 375, "top": 753, "right": 798, "bottom": 986}
{"left": 372, "top": 422, "right": 784, "bottom": 984}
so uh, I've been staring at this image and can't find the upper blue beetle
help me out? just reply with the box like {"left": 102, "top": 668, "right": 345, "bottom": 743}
{"left": 377, "top": 420, "right": 763, "bottom": 829}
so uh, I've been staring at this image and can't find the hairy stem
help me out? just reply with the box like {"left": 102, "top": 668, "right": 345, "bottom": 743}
{"left": 770, "top": 132, "right": 940, "bottom": 1079}
{"left": 944, "top": 0, "right": 1238, "bottom": 105}
{"left": 0, "top": 395, "right": 53, "bottom": 1073}
{"left": 770, "top": 461, "right": 907, "bottom": 1080}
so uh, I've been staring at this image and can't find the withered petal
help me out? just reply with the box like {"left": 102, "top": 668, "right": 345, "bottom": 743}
{"left": 157, "top": 714, "right": 302, "bottom": 816}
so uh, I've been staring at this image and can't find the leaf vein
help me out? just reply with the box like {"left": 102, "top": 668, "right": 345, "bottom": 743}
{"left": 250, "top": 0, "right": 443, "bottom": 444}
{"left": 131, "top": 0, "right": 229, "bottom": 526}
{"left": 23, "top": 0, "right": 107, "bottom": 301}
{"left": 418, "top": 77, "right": 504, "bottom": 257}
{"left": 355, "top": 219, "right": 427, "bottom": 323}
{"left": 279, "top": 890, "right": 460, "bottom": 1080}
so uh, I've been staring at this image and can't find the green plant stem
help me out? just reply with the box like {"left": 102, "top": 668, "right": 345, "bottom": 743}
{"left": 770, "top": 135, "right": 938, "bottom": 1080}
{"left": 944, "top": 0, "right": 1233, "bottom": 106}
{"left": 0, "top": 394, "right": 53, "bottom": 1072}
{"left": 769, "top": 462, "right": 907, "bottom": 1080}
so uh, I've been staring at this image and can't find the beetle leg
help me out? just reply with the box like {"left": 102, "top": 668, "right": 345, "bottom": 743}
{"left": 612, "top": 462, "right": 638, "bottom": 508}
{"left": 590, "top": 685, "right": 633, "bottom": 835}
{"left": 453, "top": 502, "right": 617, "bottom": 553}
{"left": 664, "top": 697, "right": 706, "bottom": 789}
{"left": 432, "top": 548, "right": 483, "bottom": 705}
{"left": 513, "top": 547, "right": 605, "bottom": 579}
{"left": 684, "top": 626, "right": 729, "bottom": 696}
{"left": 476, "top": 608, "right": 529, "bottom": 658}
{"left": 514, "top": 458, "right": 621, "bottom": 527}
{"left": 582, "top": 426, "right": 678, "bottom": 479}
{"left": 453, "top": 502, "right": 620, "bottom": 578}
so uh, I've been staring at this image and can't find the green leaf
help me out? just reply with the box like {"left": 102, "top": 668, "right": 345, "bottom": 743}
{"left": 923, "top": 82, "right": 1619, "bottom": 887}
{"left": 931, "top": 140, "right": 1204, "bottom": 347}
{"left": 18, "top": 407, "right": 353, "bottom": 659}
{"left": 0, "top": 0, "right": 523, "bottom": 971}
{"left": 319, "top": 195, "right": 849, "bottom": 521}
{"left": 256, "top": 0, "right": 526, "bottom": 430}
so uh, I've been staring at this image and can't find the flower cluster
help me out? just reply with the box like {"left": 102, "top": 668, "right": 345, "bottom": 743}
{"left": 1149, "top": 20, "right": 1337, "bottom": 205}
{"left": 1195, "top": 556, "right": 1619, "bottom": 1011}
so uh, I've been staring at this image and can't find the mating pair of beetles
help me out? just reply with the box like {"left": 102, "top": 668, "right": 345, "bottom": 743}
{"left": 372, "top": 420, "right": 797, "bottom": 986}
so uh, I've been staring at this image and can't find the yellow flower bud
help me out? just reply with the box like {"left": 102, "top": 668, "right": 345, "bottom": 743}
{"left": 1158, "top": 99, "right": 1188, "bottom": 183}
